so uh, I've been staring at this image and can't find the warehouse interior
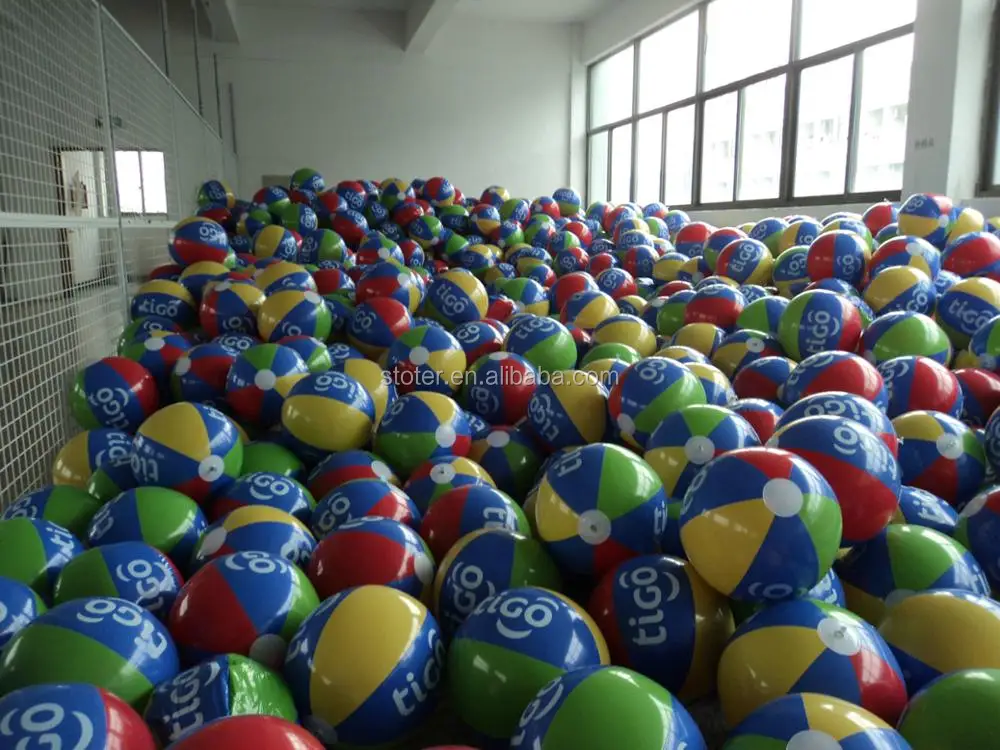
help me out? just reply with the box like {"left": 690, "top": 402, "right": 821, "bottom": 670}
{"left": 0, "top": 0, "right": 999, "bottom": 747}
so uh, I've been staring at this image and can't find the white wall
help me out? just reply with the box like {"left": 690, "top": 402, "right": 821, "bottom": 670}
{"left": 219, "top": 7, "right": 578, "bottom": 199}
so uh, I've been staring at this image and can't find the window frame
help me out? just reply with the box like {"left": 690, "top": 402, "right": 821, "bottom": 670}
{"left": 585, "top": 0, "right": 915, "bottom": 209}
{"left": 979, "top": 0, "right": 1000, "bottom": 195}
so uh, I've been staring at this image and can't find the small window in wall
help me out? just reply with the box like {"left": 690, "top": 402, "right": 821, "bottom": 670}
{"left": 116, "top": 150, "right": 168, "bottom": 214}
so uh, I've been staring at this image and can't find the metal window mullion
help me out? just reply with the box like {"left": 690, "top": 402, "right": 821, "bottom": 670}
{"left": 606, "top": 128, "right": 614, "bottom": 203}
{"left": 191, "top": 0, "right": 203, "bottom": 117}
{"left": 630, "top": 43, "right": 640, "bottom": 202}
{"left": 160, "top": 0, "right": 171, "bottom": 79}
{"left": 733, "top": 87, "right": 747, "bottom": 203}
{"left": 780, "top": 67, "right": 802, "bottom": 202}
{"left": 659, "top": 112, "right": 668, "bottom": 204}
{"left": 844, "top": 50, "right": 865, "bottom": 194}
{"left": 980, "top": 0, "right": 1000, "bottom": 190}
{"left": 137, "top": 151, "right": 147, "bottom": 215}
{"left": 213, "top": 54, "right": 223, "bottom": 138}
{"left": 692, "top": 2, "right": 709, "bottom": 206}
{"left": 779, "top": 0, "right": 803, "bottom": 202}
{"left": 96, "top": 7, "right": 129, "bottom": 313}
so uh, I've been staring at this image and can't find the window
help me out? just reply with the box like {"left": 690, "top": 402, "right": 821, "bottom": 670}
{"left": 704, "top": 0, "right": 792, "bottom": 90}
{"left": 638, "top": 12, "right": 699, "bottom": 113}
{"left": 664, "top": 106, "right": 695, "bottom": 204}
{"left": 702, "top": 93, "right": 738, "bottom": 203}
{"left": 985, "top": 0, "right": 1000, "bottom": 192}
{"left": 853, "top": 35, "right": 913, "bottom": 192}
{"left": 635, "top": 115, "right": 664, "bottom": 203}
{"left": 116, "top": 150, "right": 167, "bottom": 214}
{"left": 590, "top": 47, "right": 634, "bottom": 129}
{"left": 794, "top": 57, "right": 853, "bottom": 197}
{"left": 799, "top": 0, "right": 916, "bottom": 58}
{"left": 586, "top": 0, "right": 915, "bottom": 207}
{"left": 588, "top": 133, "right": 609, "bottom": 203}
{"left": 609, "top": 124, "right": 633, "bottom": 203}
{"left": 738, "top": 75, "right": 786, "bottom": 200}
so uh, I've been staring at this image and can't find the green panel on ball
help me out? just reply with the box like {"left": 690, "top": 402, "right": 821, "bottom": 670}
{"left": 33, "top": 487, "right": 103, "bottom": 538}
{"left": 227, "top": 653, "right": 299, "bottom": 721}
{"left": 509, "top": 539, "right": 562, "bottom": 592}
{"left": 722, "top": 736, "right": 787, "bottom": 749}
{"left": 277, "top": 567, "right": 321, "bottom": 641}
{"left": 52, "top": 548, "right": 118, "bottom": 604}
{"left": 0, "top": 521, "right": 48, "bottom": 595}
{"left": 0, "top": 624, "right": 153, "bottom": 707}
{"left": 542, "top": 669, "right": 674, "bottom": 748}
{"left": 897, "top": 669, "right": 1000, "bottom": 750}
{"left": 449, "top": 640, "right": 563, "bottom": 739}
{"left": 86, "top": 466, "right": 130, "bottom": 503}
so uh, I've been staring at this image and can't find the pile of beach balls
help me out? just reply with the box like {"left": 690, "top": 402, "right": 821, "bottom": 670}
{"left": 2, "top": 171, "right": 1000, "bottom": 749}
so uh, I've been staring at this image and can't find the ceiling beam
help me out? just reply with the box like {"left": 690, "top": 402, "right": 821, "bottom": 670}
{"left": 202, "top": 0, "right": 241, "bottom": 44}
{"left": 404, "top": 0, "right": 459, "bottom": 53}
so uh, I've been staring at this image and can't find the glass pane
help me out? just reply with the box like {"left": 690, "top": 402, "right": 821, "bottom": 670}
{"left": 800, "top": 0, "right": 916, "bottom": 58}
{"left": 140, "top": 151, "right": 168, "bottom": 214}
{"left": 705, "top": 0, "right": 792, "bottom": 90}
{"left": 638, "top": 12, "right": 699, "bottom": 112}
{"left": 664, "top": 106, "right": 695, "bottom": 205}
{"left": 852, "top": 35, "right": 913, "bottom": 193}
{"left": 635, "top": 115, "right": 664, "bottom": 203}
{"left": 590, "top": 47, "right": 635, "bottom": 128}
{"left": 610, "top": 125, "right": 633, "bottom": 204}
{"left": 588, "top": 132, "right": 610, "bottom": 203}
{"left": 701, "top": 93, "right": 738, "bottom": 203}
{"left": 115, "top": 150, "right": 143, "bottom": 213}
{"left": 794, "top": 57, "right": 853, "bottom": 197}
{"left": 738, "top": 75, "right": 786, "bottom": 201}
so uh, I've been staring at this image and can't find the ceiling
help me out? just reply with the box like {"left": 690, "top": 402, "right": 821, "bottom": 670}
{"left": 232, "top": 0, "right": 613, "bottom": 22}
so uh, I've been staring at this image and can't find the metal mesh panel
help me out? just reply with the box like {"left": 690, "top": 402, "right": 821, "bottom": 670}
{"left": 123, "top": 224, "right": 172, "bottom": 293}
{"left": 0, "top": 0, "right": 113, "bottom": 217}
{"left": 102, "top": 8, "right": 180, "bottom": 219}
{"left": 174, "top": 95, "right": 213, "bottom": 215}
{"left": 0, "top": 0, "right": 231, "bottom": 506}
{"left": 0, "top": 228, "right": 125, "bottom": 504}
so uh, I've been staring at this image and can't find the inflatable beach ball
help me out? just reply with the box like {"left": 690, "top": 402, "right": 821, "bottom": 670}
{"left": 0, "top": 683, "right": 156, "bottom": 750}
{"left": 897, "top": 668, "right": 1000, "bottom": 750}
{"left": 511, "top": 666, "right": 706, "bottom": 750}
{"left": 878, "top": 589, "right": 1000, "bottom": 694}
{"left": 0, "top": 597, "right": 179, "bottom": 707}
{"left": 588, "top": 554, "right": 733, "bottom": 701}
{"left": 0, "top": 518, "right": 82, "bottom": 600}
{"left": 679, "top": 448, "right": 842, "bottom": 602}
{"left": 374, "top": 392, "right": 472, "bottom": 477}
{"left": 132, "top": 402, "right": 243, "bottom": 504}
{"left": 145, "top": 653, "right": 297, "bottom": 746}
{"left": 165, "top": 715, "right": 322, "bottom": 750}
{"left": 53, "top": 428, "right": 133, "bottom": 489}
{"left": 279, "top": 370, "right": 374, "bottom": 462}
{"left": 892, "top": 410, "right": 985, "bottom": 506}
{"left": 534, "top": 444, "right": 668, "bottom": 579}
{"left": 190, "top": 506, "right": 316, "bottom": 571}
{"left": 767, "top": 415, "right": 901, "bottom": 544}
{"left": 778, "top": 289, "right": 863, "bottom": 361}
{"left": 644, "top": 404, "right": 761, "bottom": 501}
{"left": 835, "top": 524, "right": 989, "bottom": 626}
{"left": 283, "top": 586, "right": 444, "bottom": 747}
{"left": 717, "top": 598, "right": 907, "bottom": 728}
{"left": 448, "top": 586, "right": 609, "bottom": 741}
{"left": 608, "top": 356, "right": 707, "bottom": 449}
{"left": 723, "top": 693, "right": 910, "bottom": 750}
{"left": 53, "top": 541, "right": 182, "bottom": 619}
{"left": 71, "top": 356, "right": 159, "bottom": 433}
{"left": 168, "top": 551, "right": 319, "bottom": 668}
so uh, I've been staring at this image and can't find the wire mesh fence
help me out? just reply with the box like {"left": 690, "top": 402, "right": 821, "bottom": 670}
{"left": 0, "top": 0, "right": 232, "bottom": 506}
